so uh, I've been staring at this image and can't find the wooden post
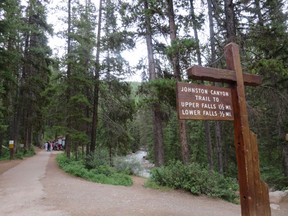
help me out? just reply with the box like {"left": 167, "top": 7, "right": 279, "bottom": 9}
{"left": 9, "top": 140, "right": 14, "bottom": 160}
{"left": 224, "top": 43, "right": 271, "bottom": 216}
{"left": 178, "top": 42, "right": 271, "bottom": 216}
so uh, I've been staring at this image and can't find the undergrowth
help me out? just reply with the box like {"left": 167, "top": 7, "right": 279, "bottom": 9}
{"left": 149, "top": 160, "right": 239, "bottom": 203}
{"left": 56, "top": 153, "right": 133, "bottom": 186}
{"left": 0, "top": 147, "right": 35, "bottom": 160}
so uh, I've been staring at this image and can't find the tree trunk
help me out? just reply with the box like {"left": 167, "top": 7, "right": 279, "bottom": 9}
{"left": 254, "top": 0, "right": 263, "bottom": 26}
{"left": 205, "top": 122, "right": 214, "bottom": 170}
{"left": 66, "top": 0, "right": 72, "bottom": 158}
{"left": 222, "top": 0, "right": 237, "bottom": 174}
{"left": 144, "top": 0, "right": 164, "bottom": 166}
{"left": 224, "top": 0, "right": 236, "bottom": 43}
{"left": 90, "top": 0, "right": 103, "bottom": 153}
{"left": 190, "top": 0, "right": 214, "bottom": 168}
{"left": 283, "top": 143, "right": 288, "bottom": 176}
{"left": 215, "top": 121, "right": 223, "bottom": 174}
{"left": 153, "top": 104, "right": 164, "bottom": 166}
{"left": 21, "top": 4, "right": 31, "bottom": 152}
{"left": 86, "top": 105, "right": 90, "bottom": 155}
{"left": 207, "top": 0, "right": 216, "bottom": 61}
{"left": 0, "top": 132, "right": 3, "bottom": 158}
{"left": 167, "top": 0, "right": 189, "bottom": 164}
{"left": 84, "top": 0, "right": 92, "bottom": 156}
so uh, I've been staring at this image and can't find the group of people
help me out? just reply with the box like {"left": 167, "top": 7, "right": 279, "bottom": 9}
{"left": 44, "top": 138, "right": 65, "bottom": 151}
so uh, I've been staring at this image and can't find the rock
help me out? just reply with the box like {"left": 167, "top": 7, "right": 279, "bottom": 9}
{"left": 270, "top": 203, "right": 280, "bottom": 210}
{"left": 269, "top": 191, "right": 288, "bottom": 204}
{"left": 284, "top": 190, "right": 288, "bottom": 201}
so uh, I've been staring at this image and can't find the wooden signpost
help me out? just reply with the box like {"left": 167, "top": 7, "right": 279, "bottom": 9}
{"left": 9, "top": 140, "right": 14, "bottom": 160}
{"left": 177, "top": 43, "right": 271, "bottom": 216}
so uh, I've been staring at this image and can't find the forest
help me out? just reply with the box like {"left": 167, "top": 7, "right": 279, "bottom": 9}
{"left": 0, "top": 0, "right": 288, "bottom": 193}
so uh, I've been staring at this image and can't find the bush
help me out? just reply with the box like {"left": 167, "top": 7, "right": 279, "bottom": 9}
{"left": 15, "top": 147, "right": 35, "bottom": 159}
{"left": 85, "top": 149, "right": 110, "bottom": 170}
{"left": 0, "top": 148, "right": 10, "bottom": 160}
{"left": 150, "top": 161, "right": 239, "bottom": 203}
{"left": 0, "top": 147, "right": 35, "bottom": 160}
{"left": 56, "top": 153, "right": 132, "bottom": 186}
{"left": 262, "top": 166, "right": 288, "bottom": 190}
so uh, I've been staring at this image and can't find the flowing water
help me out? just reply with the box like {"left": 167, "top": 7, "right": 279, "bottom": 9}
{"left": 126, "top": 150, "right": 154, "bottom": 178}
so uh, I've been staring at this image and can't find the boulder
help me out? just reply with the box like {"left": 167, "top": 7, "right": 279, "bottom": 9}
{"left": 270, "top": 203, "right": 280, "bottom": 210}
{"left": 269, "top": 191, "right": 288, "bottom": 204}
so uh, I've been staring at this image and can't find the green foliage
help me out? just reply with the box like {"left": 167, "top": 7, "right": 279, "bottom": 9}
{"left": 14, "top": 147, "right": 36, "bottom": 159}
{"left": 150, "top": 161, "right": 239, "bottom": 203}
{"left": 0, "top": 148, "right": 10, "bottom": 160}
{"left": 165, "top": 38, "right": 197, "bottom": 60}
{"left": 138, "top": 79, "right": 177, "bottom": 109}
{"left": 85, "top": 148, "right": 110, "bottom": 170}
{"left": 144, "top": 179, "right": 171, "bottom": 191}
{"left": 57, "top": 153, "right": 132, "bottom": 186}
{"left": 262, "top": 166, "right": 288, "bottom": 190}
{"left": 98, "top": 80, "right": 136, "bottom": 156}
{"left": 163, "top": 112, "right": 181, "bottom": 162}
{"left": 0, "top": 147, "right": 36, "bottom": 160}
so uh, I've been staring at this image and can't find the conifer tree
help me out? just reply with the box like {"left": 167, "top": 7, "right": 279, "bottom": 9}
{"left": 14, "top": 0, "right": 52, "bottom": 150}
{"left": 0, "top": 0, "right": 24, "bottom": 155}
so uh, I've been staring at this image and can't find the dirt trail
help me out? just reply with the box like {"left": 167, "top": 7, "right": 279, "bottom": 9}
{"left": 0, "top": 151, "right": 287, "bottom": 216}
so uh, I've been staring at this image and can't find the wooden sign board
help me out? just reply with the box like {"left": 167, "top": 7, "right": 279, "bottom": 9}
{"left": 9, "top": 140, "right": 14, "bottom": 149}
{"left": 177, "top": 82, "right": 234, "bottom": 121}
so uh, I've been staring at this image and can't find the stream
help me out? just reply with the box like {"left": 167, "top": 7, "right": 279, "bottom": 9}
{"left": 125, "top": 150, "right": 154, "bottom": 178}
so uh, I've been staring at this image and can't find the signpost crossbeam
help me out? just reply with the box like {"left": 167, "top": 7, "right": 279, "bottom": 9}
{"left": 187, "top": 65, "right": 262, "bottom": 86}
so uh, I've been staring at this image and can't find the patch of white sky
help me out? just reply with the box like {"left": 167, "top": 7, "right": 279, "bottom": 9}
{"left": 17, "top": 0, "right": 288, "bottom": 81}
{"left": 46, "top": 1, "right": 68, "bottom": 58}
{"left": 23, "top": 0, "right": 208, "bottom": 82}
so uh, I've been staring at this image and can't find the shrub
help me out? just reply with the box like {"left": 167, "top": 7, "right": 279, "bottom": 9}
{"left": 56, "top": 153, "right": 132, "bottom": 186}
{"left": 0, "top": 148, "right": 10, "bottom": 160}
{"left": 262, "top": 166, "right": 288, "bottom": 190}
{"left": 85, "top": 149, "right": 110, "bottom": 170}
{"left": 0, "top": 146, "right": 35, "bottom": 160}
{"left": 150, "top": 161, "right": 239, "bottom": 203}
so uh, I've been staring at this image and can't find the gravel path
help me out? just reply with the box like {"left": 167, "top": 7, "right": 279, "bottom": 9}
{"left": 0, "top": 150, "right": 287, "bottom": 216}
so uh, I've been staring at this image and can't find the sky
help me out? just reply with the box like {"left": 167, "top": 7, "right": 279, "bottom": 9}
{"left": 46, "top": 0, "right": 146, "bottom": 82}
{"left": 19, "top": 0, "right": 209, "bottom": 82}
{"left": 41, "top": 0, "right": 208, "bottom": 82}
{"left": 23, "top": 0, "right": 288, "bottom": 82}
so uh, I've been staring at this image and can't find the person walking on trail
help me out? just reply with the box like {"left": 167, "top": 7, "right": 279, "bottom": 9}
{"left": 48, "top": 142, "right": 51, "bottom": 151}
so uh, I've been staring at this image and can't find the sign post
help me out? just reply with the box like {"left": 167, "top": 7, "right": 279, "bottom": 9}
{"left": 177, "top": 42, "right": 271, "bottom": 216}
{"left": 9, "top": 140, "right": 14, "bottom": 160}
